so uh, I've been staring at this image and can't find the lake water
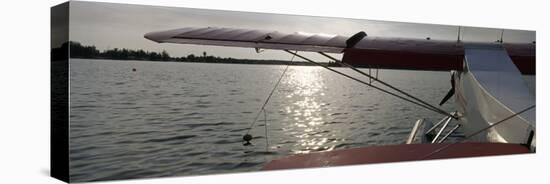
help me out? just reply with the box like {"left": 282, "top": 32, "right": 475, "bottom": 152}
{"left": 68, "top": 59, "right": 457, "bottom": 182}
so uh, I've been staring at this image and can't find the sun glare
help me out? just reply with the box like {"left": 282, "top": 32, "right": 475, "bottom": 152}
{"left": 282, "top": 66, "right": 337, "bottom": 153}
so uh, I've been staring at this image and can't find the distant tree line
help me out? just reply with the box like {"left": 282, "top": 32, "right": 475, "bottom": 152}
{"left": 69, "top": 42, "right": 173, "bottom": 61}
{"left": 61, "top": 41, "right": 340, "bottom": 67}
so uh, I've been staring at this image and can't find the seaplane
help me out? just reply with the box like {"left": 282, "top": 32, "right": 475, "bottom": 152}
{"left": 143, "top": 26, "right": 536, "bottom": 170}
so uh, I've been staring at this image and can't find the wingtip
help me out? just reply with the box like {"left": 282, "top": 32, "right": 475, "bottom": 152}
{"left": 144, "top": 32, "right": 162, "bottom": 43}
{"left": 144, "top": 28, "right": 187, "bottom": 43}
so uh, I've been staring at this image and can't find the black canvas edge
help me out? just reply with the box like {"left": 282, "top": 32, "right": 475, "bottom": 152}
{"left": 51, "top": 1, "right": 70, "bottom": 183}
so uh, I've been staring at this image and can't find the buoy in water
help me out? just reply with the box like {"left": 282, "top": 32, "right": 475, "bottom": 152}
{"left": 243, "top": 134, "right": 253, "bottom": 146}
{"left": 132, "top": 68, "right": 137, "bottom": 72}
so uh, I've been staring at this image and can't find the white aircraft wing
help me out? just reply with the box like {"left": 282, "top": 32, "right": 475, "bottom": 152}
{"left": 145, "top": 27, "right": 535, "bottom": 74}
{"left": 145, "top": 27, "right": 348, "bottom": 53}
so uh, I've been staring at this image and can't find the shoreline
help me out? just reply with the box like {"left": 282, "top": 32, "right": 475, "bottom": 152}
{"left": 69, "top": 57, "right": 340, "bottom": 67}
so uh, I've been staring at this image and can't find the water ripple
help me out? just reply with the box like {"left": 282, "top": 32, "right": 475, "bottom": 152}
{"left": 145, "top": 135, "right": 197, "bottom": 143}
{"left": 69, "top": 59, "right": 457, "bottom": 182}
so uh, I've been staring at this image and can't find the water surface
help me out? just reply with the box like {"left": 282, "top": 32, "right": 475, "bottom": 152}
{"left": 69, "top": 59, "right": 457, "bottom": 181}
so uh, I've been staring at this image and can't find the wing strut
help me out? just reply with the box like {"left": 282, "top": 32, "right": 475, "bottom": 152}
{"left": 283, "top": 49, "right": 455, "bottom": 118}
{"left": 310, "top": 31, "right": 455, "bottom": 118}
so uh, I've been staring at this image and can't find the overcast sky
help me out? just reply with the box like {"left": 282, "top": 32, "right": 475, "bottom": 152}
{"left": 67, "top": 1, "right": 535, "bottom": 60}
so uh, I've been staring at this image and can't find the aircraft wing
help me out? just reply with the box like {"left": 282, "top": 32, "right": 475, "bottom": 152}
{"left": 145, "top": 27, "right": 535, "bottom": 74}
{"left": 144, "top": 27, "right": 347, "bottom": 53}
{"left": 344, "top": 37, "right": 535, "bottom": 73}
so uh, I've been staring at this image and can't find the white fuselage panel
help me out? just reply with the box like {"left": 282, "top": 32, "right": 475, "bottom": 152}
{"left": 455, "top": 46, "right": 535, "bottom": 144}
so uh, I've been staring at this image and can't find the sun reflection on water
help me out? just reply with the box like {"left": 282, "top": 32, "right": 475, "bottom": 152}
{"left": 281, "top": 66, "right": 339, "bottom": 154}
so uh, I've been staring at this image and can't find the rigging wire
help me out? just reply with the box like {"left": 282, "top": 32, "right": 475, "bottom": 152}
{"left": 243, "top": 51, "right": 297, "bottom": 146}
{"left": 456, "top": 26, "right": 462, "bottom": 44}
{"left": 420, "top": 104, "right": 535, "bottom": 159}
{"left": 263, "top": 109, "right": 269, "bottom": 152}
{"left": 318, "top": 52, "right": 454, "bottom": 118}
{"left": 285, "top": 50, "right": 455, "bottom": 118}
{"left": 499, "top": 29, "right": 505, "bottom": 43}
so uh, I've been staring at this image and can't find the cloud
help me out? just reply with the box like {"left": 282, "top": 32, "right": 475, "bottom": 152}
{"left": 69, "top": 1, "right": 535, "bottom": 60}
